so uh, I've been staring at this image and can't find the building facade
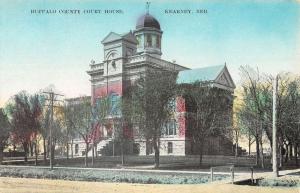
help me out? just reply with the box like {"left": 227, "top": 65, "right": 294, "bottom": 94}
{"left": 71, "top": 11, "right": 236, "bottom": 157}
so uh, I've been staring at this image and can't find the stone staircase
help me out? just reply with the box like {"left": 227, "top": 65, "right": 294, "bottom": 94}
{"left": 86, "top": 138, "right": 113, "bottom": 157}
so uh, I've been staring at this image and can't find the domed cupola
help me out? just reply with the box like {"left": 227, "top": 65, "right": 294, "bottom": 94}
{"left": 136, "top": 13, "right": 161, "bottom": 30}
{"left": 133, "top": 4, "right": 163, "bottom": 58}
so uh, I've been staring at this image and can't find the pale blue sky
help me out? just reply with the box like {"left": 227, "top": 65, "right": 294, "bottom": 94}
{"left": 1, "top": 0, "right": 299, "bottom": 106}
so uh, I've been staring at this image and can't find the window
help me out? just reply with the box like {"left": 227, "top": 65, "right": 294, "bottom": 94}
{"left": 133, "top": 143, "right": 140, "bottom": 155}
{"left": 110, "top": 93, "right": 120, "bottom": 115}
{"left": 152, "top": 35, "right": 157, "bottom": 47}
{"left": 136, "top": 35, "right": 142, "bottom": 47}
{"left": 164, "top": 120, "right": 177, "bottom": 136}
{"left": 146, "top": 34, "right": 152, "bottom": 47}
{"left": 168, "top": 142, "right": 173, "bottom": 154}
{"left": 156, "top": 36, "right": 160, "bottom": 48}
{"left": 75, "top": 144, "right": 79, "bottom": 154}
{"left": 146, "top": 141, "right": 153, "bottom": 155}
{"left": 168, "top": 98, "right": 176, "bottom": 111}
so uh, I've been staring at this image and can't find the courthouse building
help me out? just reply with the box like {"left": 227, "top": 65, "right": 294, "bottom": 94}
{"left": 72, "top": 11, "right": 236, "bottom": 157}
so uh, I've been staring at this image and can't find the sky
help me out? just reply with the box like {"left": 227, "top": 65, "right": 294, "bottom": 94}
{"left": 1, "top": 0, "right": 299, "bottom": 107}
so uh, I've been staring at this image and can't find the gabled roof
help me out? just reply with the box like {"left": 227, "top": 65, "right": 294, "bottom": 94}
{"left": 101, "top": 31, "right": 137, "bottom": 44}
{"left": 101, "top": 32, "right": 121, "bottom": 44}
{"left": 177, "top": 64, "right": 236, "bottom": 91}
{"left": 177, "top": 65, "right": 225, "bottom": 84}
{"left": 121, "top": 31, "right": 138, "bottom": 44}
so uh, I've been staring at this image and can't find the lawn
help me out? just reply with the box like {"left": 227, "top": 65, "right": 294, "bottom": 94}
{"left": 0, "top": 166, "right": 228, "bottom": 184}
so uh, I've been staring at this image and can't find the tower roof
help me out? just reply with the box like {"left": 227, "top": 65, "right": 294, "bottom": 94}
{"left": 177, "top": 64, "right": 236, "bottom": 90}
{"left": 136, "top": 13, "right": 161, "bottom": 30}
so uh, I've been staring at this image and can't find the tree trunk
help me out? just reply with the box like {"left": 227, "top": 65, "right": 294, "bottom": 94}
{"left": 121, "top": 140, "right": 125, "bottom": 166}
{"left": 289, "top": 143, "right": 293, "bottom": 160}
{"left": 279, "top": 144, "right": 283, "bottom": 168}
{"left": 85, "top": 142, "right": 89, "bottom": 167}
{"left": 235, "top": 139, "right": 238, "bottom": 158}
{"left": 71, "top": 138, "right": 74, "bottom": 158}
{"left": 0, "top": 145, "right": 4, "bottom": 164}
{"left": 29, "top": 142, "right": 34, "bottom": 157}
{"left": 23, "top": 142, "right": 28, "bottom": 163}
{"left": 255, "top": 137, "right": 260, "bottom": 166}
{"left": 52, "top": 139, "right": 56, "bottom": 161}
{"left": 248, "top": 136, "right": 251, "bottom": 156}
{"left": 47, "top": 138, "right": 50, "bottom": 158}
{"left": 295, "top": 144, "right": 298, "bottom": 167}
{"left": 66, "top": 142, "right": 69, "bottom": 160}
{"left": 51, "top": 144, "right": 55, "bottom": 165}
{"left": 92, "top": 143, "right": 94, "bottom": 167}
{"left": 260, "top": 140, "right": 264, "bottom": 169}
{"left": 95, "top": 143, "right": 98, "bottom": 158}
{"left": 34, "top": 141, "right": 38, "bottom": 166}
{"left": 153, "top": 137, "right": 160, "bottom": 168}
{"left": 43, "top": 136, "right": 47, "bottom": 163}
{"left": 199, "top": 140, "right": 204, "bottom": 167}
{"left": 284, "top": 143, "right": 289, "bottom": 163}
{"left": 235, "top": 130, "right": 239, "bottom": 158}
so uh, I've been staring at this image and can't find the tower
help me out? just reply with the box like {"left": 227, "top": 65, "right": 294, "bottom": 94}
{"left": 101, "top": 31, "right": 137, "bottom": 78}
{"left": 134, "top": 7, "right": 162, "bottom": 58}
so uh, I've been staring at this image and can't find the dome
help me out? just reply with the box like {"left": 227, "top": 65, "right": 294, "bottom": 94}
{"left": 136, "top": 13, "right": 161, "bottom": 30}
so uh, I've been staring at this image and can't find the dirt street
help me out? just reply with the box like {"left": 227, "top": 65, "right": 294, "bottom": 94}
{"left": 0, "top": 177, "right": 298, "bottom": 193}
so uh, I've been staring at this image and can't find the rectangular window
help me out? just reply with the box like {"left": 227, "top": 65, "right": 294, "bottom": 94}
{"left": 146, "top": 141, "right": 153, "bottom": 155}
{"left": 146, "top": 34, "right": 152, "bottom": 47}
{"left": 168, "top": 122, "right": 172, "bottom": 135}
{"left": 136, "top": 35, "right": 142, "bottom": 47}
{"left": 75, "top": 144, "right": 79, "bottom": 154}
{"left": 168, "top": 142, "right": 173, "bottom": 154}
{"left": 110, "top": 94, "right": 120, "bottom": 115}
{"left": 156, "top": 36, "right": 160, "bottom": 48}
{"left": 152, "top": 35, "right": 157, "bottom": 48}
{"left": 164, "top": 120, "right": 177, "bottom": 136}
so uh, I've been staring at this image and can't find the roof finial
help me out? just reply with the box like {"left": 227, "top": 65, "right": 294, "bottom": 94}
{"left": 146, "top": 2, "right": 150, "bottom": 14}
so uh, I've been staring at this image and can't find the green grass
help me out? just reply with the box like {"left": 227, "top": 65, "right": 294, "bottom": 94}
{"left": 258, "top": 178, "right": 300, "bottom": 187}
{"left": 0, "top": 166, "right": 229, "bottom": 184}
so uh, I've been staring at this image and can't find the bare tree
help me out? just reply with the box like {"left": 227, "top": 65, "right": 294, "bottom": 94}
{"left": 40, "top": 107, "right": 50, "bottom": 163}
{"left": 6, "top": 91, "right": 42, "bottom": 163}
{"left": 0, "top": 108, "right": 11, "bottom": 164}
{"left": 179, "top": 82, "right": 233, "bottom": 166}
{"left": 130, "top": 70, "right": 177, "bottom": 168}
{"left": 238, "top": 66, "right": 300, "bottom": 168}
{"left": 62, "top": 104, "right": 77, "bottom": 159}
{"left": 281, "top": 77, "right": 300, "bottom": 166}
{"left": 239, "top": 66, "right": 268, "bottom": 167}
{"left": 91, "top": 96, "right": 111, "bottom": 165}
{"left": 71, "top": 96, "right": 93, "bottom": 167}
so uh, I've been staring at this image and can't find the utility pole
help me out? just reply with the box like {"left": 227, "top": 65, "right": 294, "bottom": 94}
{"left": 272, "top": 75, "right": 279, "bottom": 177}
{"left": 49, "top": 92, "right": 54, "bottom": 170}
{"left": 43, "top": 91, "right": 64, "bottom": 170}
